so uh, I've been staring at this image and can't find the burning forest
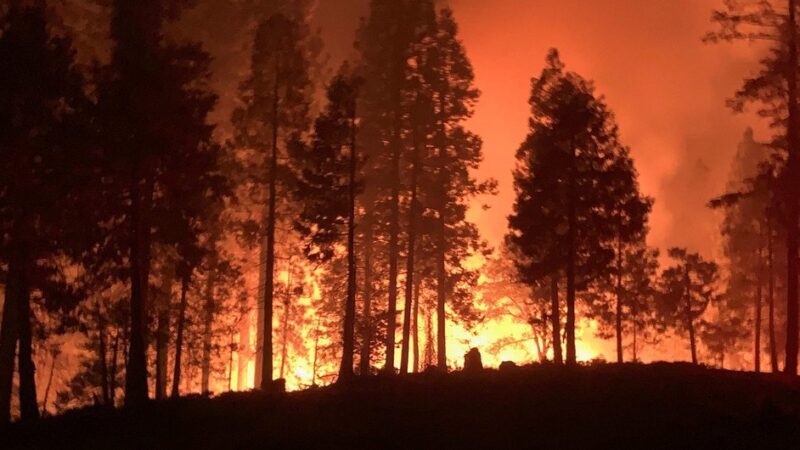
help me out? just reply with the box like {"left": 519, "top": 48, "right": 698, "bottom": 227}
{"left": 3, "top": 0, "right": 800, "bottom": 448}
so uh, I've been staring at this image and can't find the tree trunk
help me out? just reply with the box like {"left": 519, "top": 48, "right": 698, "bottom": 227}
{"left": 565, "top": 145, "right": 577, "bottom": 365}
{"left": 201, "top": 258, "right": 216, "bottom": 395}
{"left": 425, "top": 307, "right": 434, "bottom": 368}
{"left": 340, "top": 105, "right": 358, "bottom": 381}
{"left": 260, "top": 64, "right": 281, "bottom": 390}
{"left": 237, "top": 293, "right": 250, "bottom": 390}
{"left": 400, "top": 122, "right": 421, "bottom": 375}
{"left": 17, "top": 270, "right": 39, "bottom": 421}
{"left": 126, "top": 177, "right": 153, "bottom": 405}
{"left": 171, "top": 273, "right": 190, "bottom": 398}
{"left": 615, "top": 234, "right": 624, "bottom": 364}
{"left": 41, "top": 349, "right": 57, "bottom": 415}
{"left": 755, "top": 236, "right": 764, "bottom": 373}
{"left": 386, "top": 115, "right": 402, "bottom": 374}
{"left": 96, "top": 300, "right": 110, "bottom": 405}
{"left": 768, "top": 220, "right": 779, "bottom": 373}
{"left": 436, "top": 213, "right": 447, "bottom": 370}
{"left": 784, "top": 0, "right": 800, "bottom": 376}
{"left": 279, "top": 268, "right": 291, "bottom": 380}
{"left": 110, "top": 331, "right": 120, "bottom": 405}
{"left": 312, "top": 314, "right": 322, "bottom": 386}
{"left": 155, "top": 268, "right": 173, "bottom": 400}
{"left": 0, "top": 254, "right": 20, "bottom": 423}
{"left": 684, "top": 268, "right": 698, "bottom": 365}
{"left": 358, "top": 208, "right": 374, "bottom": 376}
{"left": 412, "top": 273, "right": 421, "bottom": 373}
{"left": 550, "top": 276, "right": 562, "bottom": 365}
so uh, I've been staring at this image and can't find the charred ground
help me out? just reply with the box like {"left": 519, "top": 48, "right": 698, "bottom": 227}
{"left": 4, "top": 362, "right": 800, "bottom": 449}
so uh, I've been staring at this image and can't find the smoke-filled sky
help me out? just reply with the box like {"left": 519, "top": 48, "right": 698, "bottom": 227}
{"left": 315, "top": 0, "right": 767, "bottom": 257}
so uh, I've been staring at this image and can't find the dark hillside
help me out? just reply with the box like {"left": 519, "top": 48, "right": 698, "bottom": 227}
{"left": 5, "top": 363, "right": 800, "bottom": 449}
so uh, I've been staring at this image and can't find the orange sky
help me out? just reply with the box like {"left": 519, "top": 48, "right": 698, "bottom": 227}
{"left": 316, "top": 0, "right": 768, "bottom": 257}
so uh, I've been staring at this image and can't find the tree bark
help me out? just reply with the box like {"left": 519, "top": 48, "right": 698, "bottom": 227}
{"left": 358, "top": 208, "right": 374, "bottom": 376}
{"left": 110, "top": 330, "right": 120, "bottom": 405}
{"left": 259, "top": 61, "right": 281, "bottom": 390}
{"left": 17, "top": 269, "right": 39, "bottom": 421}
{"left": 279, "top": 267, "right": 291, "bottom": 380}
{"left": 755, "top": 235, "right": 764, "bottom": 373}
{"left": 340, "top": 102, "right": 358, "bottom": 381}
{"left": 768, "top": 219, "right": 779, "bottom": 372}
{"left": 171, "top": 273, "right": 190, "bottom": 398}
{"left": 126, "top": 176, "right": 153, "bottom": 405}
{"left": 96, "top": 300, "right": 110, "bottom": 405}
{"left": 0, "top": 253, "right": 20, "bottom": 423}
{"left": 155, "top": 268, "right": 173, "bottom": 400}
{"left": 385, "top": 114, "right": 402, "bottom": 374}
{"left": 201, "top": 256, "right": 217, "bottom": 395}
{"left": 615, "top": 234, "right": 624, "bottom": 364}
{"left": 784, "top": 0, "right": 800, "bottom": 376}
{"left": 550, "top": 276, "right": 563, "bottom": 365}
{"left": 436, "top": 212, "right": 447, "bottom": 370}
{"left": 400, "top": 120, "right": 421, "bottom": 375}
{"left": 412, "top": 273, "right": 421, "bottom": 373}
{"left": 565, "top": 145, "right": 577, "bottom": 365}
{"left": 684, "top": 267, "right": 698, "bottom": 365}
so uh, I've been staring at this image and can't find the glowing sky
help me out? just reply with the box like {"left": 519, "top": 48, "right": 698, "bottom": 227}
{"left": 315, "top": 0, "right": 767, "bottom": 257}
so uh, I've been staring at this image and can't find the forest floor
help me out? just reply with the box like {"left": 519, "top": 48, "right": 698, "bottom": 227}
{"left": 5, "top": 362, "right": 800, "bottom": 449}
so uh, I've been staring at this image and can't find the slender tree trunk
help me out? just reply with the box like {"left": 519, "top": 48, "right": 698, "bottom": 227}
{"left": 155, "top": 269, "right": 173, "bottom": 400}
{"left": 0, "top": 254, "right": 20, "bottom": 423}
{"left": 358, "top": 208, "right": 374, "bottom": 376}
{"left": 340, "top": 104, "right": 358, "bottom": 381}
{"left": 768, "top": 220, "right": 779, "bottom": 373}
{"left": 312, "top": 314, "right": 321, "bottom": 386}
{"left": 565, "top": 145, "right": 577, "bottom": 365}
{"left": 632, "top": 302, "right": 638, "bottom": 363}
{"left": 254, "top": 228, "right": 267, "bottom": 387}
{"left": 96, "top": 300, "right": 110, "bottom": 405}
{"left": 110, "top": 331, "right": 120, "bottom": 405}
{"left": 550, "top": 276, "right": 563, "bottom": 364}
{"left": 237, "top": 294, "right": 250, "bottom": 390}
{"left": 171, "top": 274, "right": 190, "bottom": 398}
{"left": 785, "top": 0, "right": 800, "bottom": 376}
{"left": 755, "top": 238, "right": 764, "bottom": 373}
{"left": 386, "top": 115, "right": 402, "bottom": 374}
{"left": 425, "top": 308, "right": 434, "bottom": 368}
{"left": 126, "top": 177, "right": 153, "bottom": 405}
{"left": 436, "top": 213, "right": 447, "bottom": 370}
{"left": 412, "top": 274, "right": 421, "bottom": 373}
{"left": 18, "top": 271, "right": 39, "bottom": 421}
{"left": 260, "top": 64, "right": 281, "bottom": 390}
{"left": 279, "top": 268, "right": 291, "bottom": 380}
{"left": 684, "top": 268, "right": 698, "bottom": 365}
{"left": 615, "top": 234, "right": 624, "bottom": 364}
{"left": 400, "top": 122, "right": 421, "bottom": 374}
{"left": 41, "top": 349, "right": 57, "bottom": 415}
{"left": 201, "top": 257, "right": 216, "bottom": 395}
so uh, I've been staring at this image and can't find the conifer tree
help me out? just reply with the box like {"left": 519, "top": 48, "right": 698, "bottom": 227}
{"left": 0, "top": 3, "right": 90, "bottom": 422}
{"left": 507, "top": 49, "right": 641, "bottom": 365}
{"left": 291, "top": 71, "right": 362, "bottom": 380}
{"left": 232, "top": 12, "right": 311, "bottom": 389}
{"left": 657, "top": 248, "right": 721, "bottom": 365}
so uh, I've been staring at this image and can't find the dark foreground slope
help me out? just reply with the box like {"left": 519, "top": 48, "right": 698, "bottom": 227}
{"left": 5, "top": 363, "right": 800, "bottom": 449}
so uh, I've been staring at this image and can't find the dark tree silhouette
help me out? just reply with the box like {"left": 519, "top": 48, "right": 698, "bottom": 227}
{"left": 707, "top": 0, "right": 800, "bottom": 375}
{"left": 232, "top": 13, "right": 311, "bottom": 389}
{"left": 291, "top": 71, "right": 363, "bottom": 381}
{"left": 507, "top": 49, "right": 642, "bottom": 365}
{"left": 657, "top": 248, "right": 721, "bottom": 365}
{"left": 0, "top": 3, "right": 89, "bottom": 422}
